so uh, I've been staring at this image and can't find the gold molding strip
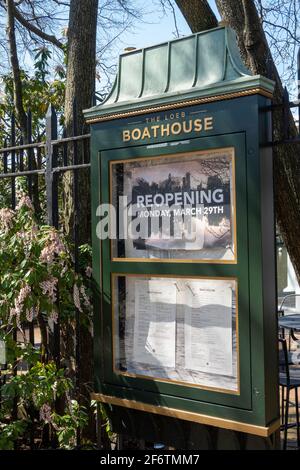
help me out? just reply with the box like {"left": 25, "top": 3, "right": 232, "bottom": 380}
{"left": 91, "top": 393, "right": 280, "bottom": 438}
{"left": 86, "top": 88, "right": 273, "bottom": 124}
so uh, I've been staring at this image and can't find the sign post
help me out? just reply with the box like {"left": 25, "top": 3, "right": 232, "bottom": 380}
{"left": 84, "top": 27, "right": 279, "bottom": 449}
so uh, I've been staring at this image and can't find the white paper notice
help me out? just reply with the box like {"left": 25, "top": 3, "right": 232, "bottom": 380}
{"left": 133, "top": 279, "right": 176, "bottom": 369}
{"left": 184, "top": 280, "right": 233, "bottom": 376}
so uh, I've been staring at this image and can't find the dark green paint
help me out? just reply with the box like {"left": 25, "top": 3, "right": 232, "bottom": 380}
{"left": 85, "top": 27, "right": 279, "bottom": 447}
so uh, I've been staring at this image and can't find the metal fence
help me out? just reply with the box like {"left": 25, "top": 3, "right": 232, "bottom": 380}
{"left": 261, "top": 87, "right": 300, "bottom": 146}
{"left": 0, "top": 101, "right": 92, "bottom": 448}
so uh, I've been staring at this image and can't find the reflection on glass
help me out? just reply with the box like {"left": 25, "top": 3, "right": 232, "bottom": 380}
{"left": 113, "top": 275, "right": 239, "bottom": 393}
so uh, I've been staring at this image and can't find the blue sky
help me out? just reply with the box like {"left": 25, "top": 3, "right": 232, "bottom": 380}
{"left": 108, "top": 1, "right": 298, "bottom": 100}
{"left": 117, "top": 1, "right": 220, "bottom": 51}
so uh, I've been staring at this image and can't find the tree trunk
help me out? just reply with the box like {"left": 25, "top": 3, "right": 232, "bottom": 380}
{"left": 64, "top": 0, "right": 98, "bottom": 136}
{"left": 175, "top": 0, "right": 300, "bottom": 283}
{"left": 215, "top": 0, "right": 300, "bottom": 283}
{"left": 62, "top": 0, "right": 99, "bottom": 443}
{"left": 175, "top": 0, "right": 218, "bottom": 32}
{"left": 63, "top": 0, "right": 99, "bottom": 245}
{"left": 6, "top": 0, "right": 28, "bottom": 141}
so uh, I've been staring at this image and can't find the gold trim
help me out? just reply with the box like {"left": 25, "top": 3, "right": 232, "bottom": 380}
{"left": 109, "top": 147, "right": 237, "bottom": 264}
{"left": 111, "top": 273, "right": 240, "bottom": 395}
{"left": 91, "top": 393, "right": 280, "bottom": 437}
{"left": 111, "top": 258, "right": 237, "bottom": 264}
{"left": 86, "top": 88, "right": 273, "bottom": 124}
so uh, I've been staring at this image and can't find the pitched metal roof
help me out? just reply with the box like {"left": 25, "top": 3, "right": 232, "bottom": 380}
{"left": 84, "top": 26, "right": 274, "bottom": 123}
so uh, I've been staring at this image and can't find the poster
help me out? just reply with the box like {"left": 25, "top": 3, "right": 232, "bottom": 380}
{"left": 113, "top": 275, "right": 238, "bottom": 392}
{"left": 111, "top": 149, "right": 236, "bottom": 261}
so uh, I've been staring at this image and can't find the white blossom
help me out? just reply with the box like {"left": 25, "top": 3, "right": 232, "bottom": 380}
{"left": 16, "top": 195, "right": 34, "bottom": 212}
{"left": 0, "top": 208, "right": 15, "bottom": 232}
{"left": 80, "top": 284, "right": 91, "bottom": 308}
{"left": 40, "top": 230, "right": 66, "bottom": 264}
{"left": 40, "top": 277, "right": 58, "bottom": 303}
{"left": 73, "top": 284, "right": 82, "bottom": 312}
{"left": 85, "top": 266, "right": 92, "bottom": 278}
{"left": 49, "top": 310, "right": 58, "bottom": 324}
{"left": 39, "top": 403, "right": 52, "bottom": 423}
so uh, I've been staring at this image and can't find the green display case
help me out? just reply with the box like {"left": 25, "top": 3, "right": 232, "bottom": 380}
{"left": 84, "top": 27, "right": 279, "bottom": 446}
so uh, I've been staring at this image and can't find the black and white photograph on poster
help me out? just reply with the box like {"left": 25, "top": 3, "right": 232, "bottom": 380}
{"left": 111, "top": 148, "right": 236, "bottom": 261}
{"left": 112, "top": 275, "right": 238, "bottom": 393}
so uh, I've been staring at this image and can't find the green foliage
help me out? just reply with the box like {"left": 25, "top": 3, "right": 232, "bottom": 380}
{"left": 0, "top": 420, "right": 28, "bottom": 450}
{"left": 0, "top": 199, "right": 92, "bottom": 449}
{"left": 34, "top": 47, "right": 52, "bottom": 83}
{"left": 1, "top": 70, "right": 65, "bottom": 140}
{"left": 3, "top": 361, "right": 71, "bottom": 405}
{"left": 79, "top": 244, "right": 93, "bottom": 277}
{"left": 0, "top": 47, "right": 66, "bottom": 144}
{"left": 53, "top": 401, "right": 88, "bottom": 449}
{"left": 0, "top": 351, "right": 87, "bottom": 449}
{"left": 91, "top": 400, "right": 113, "bottom": 440}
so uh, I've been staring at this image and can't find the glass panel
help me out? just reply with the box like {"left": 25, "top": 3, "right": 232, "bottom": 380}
{"left": 113, "top": 275, "right": 239, "bottom": 393}
{"left": 111, "top": 148, "right": 236, "bottom": 262}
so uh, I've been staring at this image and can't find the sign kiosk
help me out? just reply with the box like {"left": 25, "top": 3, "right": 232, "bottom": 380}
{"left": 84, "top": 27, "right": 280, "bottom": 449}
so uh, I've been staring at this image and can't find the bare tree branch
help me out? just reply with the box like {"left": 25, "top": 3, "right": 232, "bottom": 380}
{"left": 12, "top": 2, "right": 64, "bottom": 49}
{"left": 52, "top": 0, "right": 70, "bottom": 6}
{"left": 261, "top": 18, "right": 299, "bottom": 44}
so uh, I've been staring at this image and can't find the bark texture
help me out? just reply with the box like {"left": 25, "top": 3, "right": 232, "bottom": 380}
{"left": 176, "top": 0, "right": 300, "bottom": 283}
{"left": 62, "top": 0, "right": 99, "bottom": 442}
{"left": 6, "top": 0, "right": 28, "bottom": 140}
{"left": 175, "top": 0, "right": 218, "bottom": 32}
{"left": 63, "top": 0, "right": 99, "bottom": 245}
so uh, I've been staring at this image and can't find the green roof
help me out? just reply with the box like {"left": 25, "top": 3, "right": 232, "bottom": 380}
{"left": 84, "top": 26, "right": 274, "bottom": 122}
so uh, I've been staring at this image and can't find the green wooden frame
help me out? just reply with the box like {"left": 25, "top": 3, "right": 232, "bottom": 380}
{"left": 87, "top": 27, "right": 279, "bottom": 442}
{"left": 101, "top": 134, "right": 248, "bottom": 404}
{"left": 89, "top": 95, "right": 279, "bottom": 435}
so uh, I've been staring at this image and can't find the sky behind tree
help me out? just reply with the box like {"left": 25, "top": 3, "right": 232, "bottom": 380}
{"left": 117, "top": 1, "right": 219, "bottom": 51}
{"left": 107, "top": 0, "right": 298, "bottom": 100}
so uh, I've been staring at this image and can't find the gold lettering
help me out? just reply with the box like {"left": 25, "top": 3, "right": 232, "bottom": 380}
{"left": 123, "top": 130, "right": 131, "bottom": 142}
{"left": 171, "top": 122, "right": 182, "bottom": 135}
{"left": 161, "top": 123, "right": 170, "bottom": 137}
{"left": 132, "top": 128, "right": 142, "bottom": 140}
{"left": 123, "top": 115, "right": 214, "bottom": 142}
{"left": 151, "top": 125, "right": 160, "bottom": 138}
{"left": 194, "top": 119, "right": 203, "bottom": 132}
{"left": 142, "top": 127, "right": 151, "bottom": 139}
{"left": 204, "top": 116, "right": 214, "bottom": 131}
{"left": 182, "top": 120, "right": 193, "bottom": 133}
